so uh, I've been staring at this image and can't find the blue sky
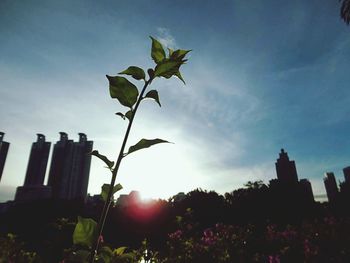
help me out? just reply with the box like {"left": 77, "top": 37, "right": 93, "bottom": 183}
{"left": 0, "top": 0, "right": 349, "bottom": 201}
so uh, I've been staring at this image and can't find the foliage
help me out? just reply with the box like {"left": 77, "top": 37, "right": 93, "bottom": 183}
{"left": 3, "top": 182, "right": 350, "bottom": 262}
{"left": 70, "top": 36, "right": 190, "bottom": 262}
{"left": 0, "top": 233, "right": 42, "bottom": 263}
{"left": 154, "top": 217, "right": 350, "bottom": 263}
{"left": 73, "top": 217, "right": 98, "bottom": 248}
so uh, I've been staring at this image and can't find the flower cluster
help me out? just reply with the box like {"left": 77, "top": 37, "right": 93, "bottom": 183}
{"left": 168, "top": 230, "right": 183, "bottom": 240}
{"left": 155, "top": 217, "right": 350, "bottom": 262}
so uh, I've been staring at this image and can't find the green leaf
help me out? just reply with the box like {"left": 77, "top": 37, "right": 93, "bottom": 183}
{"left": 90, "top": 150, "right": 114, "bottom": 170}
{"left": 73, "top": 217, "right": 97, "bottom": 248}
{"left": 101, "top": 183, "right": 123, "bottom": 202}
{"left": 150, "top": 36, "right": 166, "bottom": 64}
{"left": 116, "top": 110, "right": 133, "bottom": 121}
{"left": 168, "top": 48, "right": 174, "bottom": 57}
{"left": 67, "top": 250, "right": 90, "bottom": 263}
{"left": 127, "top": 138, "right": 170, "bottom": 155}
{"left": 154, "top": 49, "right": 190, "bottom": 83}
{"left": 106, "top": 75, "right": 139, "bottom": 108}
{"left": 119, "top": 66, "right": 145, "bottom": 81}
{"left": 99, "top": 246, "right": 113, "bottom": 263}
{"left": 154, "top": 59, "right": 185, "bottom": 79}
{"left": 147, "top": 68, "right": 155, "bottom": 80}
{"left": 114, "top": 183, "right": 123, "bottom": 192}
{"left": 170, "top": 49, "right": 191, "bottom": 61}
{"left": 119, "top": 252, "right": 137, "bottom": 261}
{"left": 114, "top": 246, "right": 128, "bottom": 256}
{"left": 175, "top": 71, "right": 186, "bottom": 84}
{"left": 125, "top": 110, "right": 133, "bottom": 121}
{"left": 116, "top": 112, "right": 126, "bottom": 120}
{"left": 144, "top": 90, "right": 161, "bottom": 107}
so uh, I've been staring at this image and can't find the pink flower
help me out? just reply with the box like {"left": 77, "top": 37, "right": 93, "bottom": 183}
{"left": 201, "top": 228, "right": 217, "bottom": 246}
{"left": 268, "top": 255, "right": 281, "bottom": 263}
{"left": 169, "top": 230, "right": 182, "bottom": 240}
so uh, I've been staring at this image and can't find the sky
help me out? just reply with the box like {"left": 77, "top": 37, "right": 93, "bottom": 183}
{"left": 0, "top": 0, "right": 349, "bottom": 202}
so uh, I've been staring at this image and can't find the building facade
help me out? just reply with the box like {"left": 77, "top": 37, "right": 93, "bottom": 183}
{"left": 48, "top": 132, "right": 93, "bottom": 201}
{"left": 23, "top": 134, "right": 51, "bottom": 186}
{"left": 271, "top": 149, "right": 314, "bottom": 204}
{"left": 299, "top": 178, "right": 314, "bottom": 203}
{"left": 0, "top": 132, "right": 10, "bottom": 182}
{"left": 15, "top": 134, "right": 52, "bottom": 201}
{"left": 324, "top": 172, "right": 339, "bottom": 204}
{"left": 275, "top": 148, "right": 299, "bottom": 184}
{"left": 66, "top": 133, "right": 93, "bottom": 200}
{"left": 47, "top": 132, "right": 74, "bottom": 199}
{"left": 343, "top": 166, "right": 350, "bottom": 183}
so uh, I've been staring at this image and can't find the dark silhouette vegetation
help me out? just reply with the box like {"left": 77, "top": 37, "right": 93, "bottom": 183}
{"left": 1, "top": 148, "right": 350, "bottom": 261}
{"left": 1, "top": 183, "right": 350, "bottom": 262}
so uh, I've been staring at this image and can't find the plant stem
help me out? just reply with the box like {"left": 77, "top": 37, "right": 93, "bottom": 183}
{"left": 89, "top": 78, "right": 152, "bottom": 262}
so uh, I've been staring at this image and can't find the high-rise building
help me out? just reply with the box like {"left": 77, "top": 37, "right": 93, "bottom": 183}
{"left": 0, "top": 132, "right": 10, "bottom": 182}
{"left": 47, "top": 132, "right": 74, "bottom": 199}
{"left": 67, "top": 133, "right": 93, "bottom": 201}
{"left": 271, "top": 149, "right": 315, "bottom": 205}
{"left": 23, "top": 134, "right": 51, "bottom": 186}
{"left": 299, "top": 179, "right": 314, "bottom": 203}
{"left": 324, "top": 172, "right": 339, "bottom": 203}
{"left": 343, "top": 166, "right": 350, "bottom": 183}
{"left": 15, "top": 134, "right": 52, "bottom": 202}
{"left": 275, "top": 148, "right": 298, "bottom": 184}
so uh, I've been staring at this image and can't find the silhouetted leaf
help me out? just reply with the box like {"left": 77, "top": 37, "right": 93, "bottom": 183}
{"left": 150, "top": 36, "right": 166, "bottom": 64}
{"left": 114, "top": 183, "right": 123, "bottom": 192}
{"left": 127, "top": 138, "right": 170, "bottom": 155}
{"left": 73, "top": 217, "right": 97, "bottom": 248}
{"left": 101, "top": 183, "right": 123, "bottom": 202}
{"left": 154, "top": 59, "right": 185, "bottom": 79}
{"left": 115, "top": 110, "right": 133, "bottom": 121}
{"left": 175, "top": 71, "right": 186, "bottom": 84}
{"left": 154, "top": 49, "right": 190, "bottom": 83}
{"left": 90, "top": 150, "right": 114, "bottom": 170}
{"left": 125, "top": 110, "right": 133, "bottom": 121}
{"left": 147, "top": 68, "right": 155, "bottom": 80}
{"left": 144, "top": 90, "right": 161, "bottom": 107}
{"left": 119, "top": 66, "right": 145, "bottom": 80}
{"left": 170, "top": 49, "right": 191, "bottom": 61}
{"left": 106, "top": 75, "right": 139, "bottom": 108}
{"left": 116, "top": 112, "right": 126, "bottom": 120}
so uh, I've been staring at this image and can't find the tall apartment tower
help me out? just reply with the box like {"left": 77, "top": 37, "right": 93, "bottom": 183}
{"left": 24, "top": 134, "right": 51, "bottom": 186}
{"left": 299, "top": 179, "right": 314, "bottom": 203}
{"left": 67, "top": 133, "right": 93, "bottom": 201}
{"left": 324, "top": 172, "right": 339, "bottom": 203}
{"left": 15, "top": 134, "right": 51, "bottom": 201}
{"left": 0, "top": 132, "right": 10, "bottom": 182}
{"left": 47, "top": 132, "right": 74, "bottom": 199}
{"left": 343, "top": 166, "right": 350, "bottom": 183}
{"left": 275, "top": 149, "right": 298, "bottom": 184}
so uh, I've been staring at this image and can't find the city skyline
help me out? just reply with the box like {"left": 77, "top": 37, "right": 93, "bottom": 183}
{"left": 1, "top": 0, "right": 350, "bottom": 201}
{"left": 2, "top": 133, "right": 350, "bottom": 203}
{"left": 11, "top": 132, "right": 93, "bottom": 202}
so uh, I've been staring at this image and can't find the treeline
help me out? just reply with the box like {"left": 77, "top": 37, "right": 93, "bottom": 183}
{"left": 0, "top": 181, "right": 349, "bottom": 262}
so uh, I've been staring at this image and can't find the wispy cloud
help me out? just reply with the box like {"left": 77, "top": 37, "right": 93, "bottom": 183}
{"left": 156, "top": 27, "right": 177, "bottom": 49}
